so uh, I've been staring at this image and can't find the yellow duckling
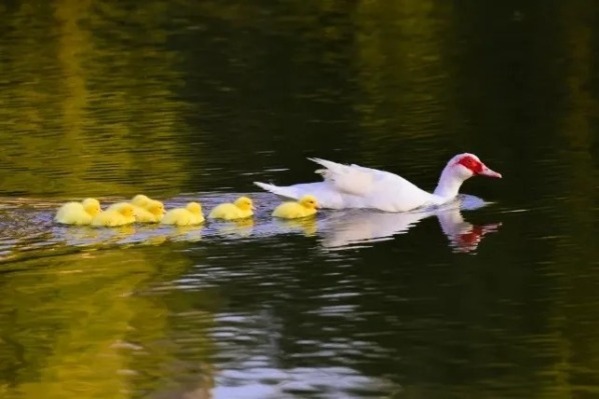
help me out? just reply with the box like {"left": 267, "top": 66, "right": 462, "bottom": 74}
{"left": 131, "top": 194, "right": 152, "bottom": 208}
{"left": 272, "top": 195, "right": 319, "bottom": 219}
{"left": 134, "top": 199, "right": 165, "bottom": 223}
{"left": 91, "top": 202, "right": 136, "bottom": 227}
{"left": 161, "top": 202, "right": 205, "bottom": 226}
{"left": 208, "top": 196, "right": 254, "bottom": 220}
{"left": 108, "top": 196, "right": 165, "bottom": 223}
{"left": 55, "top": 198, "right": 102, "bottom": 225}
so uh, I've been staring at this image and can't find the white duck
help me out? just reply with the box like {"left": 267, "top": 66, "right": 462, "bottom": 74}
{"left": 254, "top": 153, "right": 501, "bottom": 212}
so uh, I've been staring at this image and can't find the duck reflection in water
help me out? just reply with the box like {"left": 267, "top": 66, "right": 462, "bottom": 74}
{"left": 214, "top": 218, "right": 254, "bottom": 238}
{"left": 317, "top": 195, "right": 501, "bottom": 253}
{"left": 435, "top": 206, "right": 501, "bottom": 253}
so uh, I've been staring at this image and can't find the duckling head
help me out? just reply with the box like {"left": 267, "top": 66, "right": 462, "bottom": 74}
{"left": 299, "top": 195, "right": 319, "bottom": 210}
{"left": 132, "top": 194, "right": 151, "bottom": 208}
{"left": 118, "top": 204, "right": 135, "bottom": 218}
{"left": 148, "top": 200, "right": 165, "bottom": 216}
{"left": 186, "top": 202, "right": 203, "bottom": 215}
{"left": 82, "top": 198, "right": 102, "bottom": 216}
{"left": 234, "top": 196, "right": 254, "bottom": 211}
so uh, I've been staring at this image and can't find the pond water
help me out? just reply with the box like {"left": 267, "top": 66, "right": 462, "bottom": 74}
{"left": 0, "top": 1, "right": 598, "bottom": 398}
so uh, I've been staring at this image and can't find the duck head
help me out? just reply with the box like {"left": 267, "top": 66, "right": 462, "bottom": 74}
{"left": 186, "top": 202, "right": 203, "bottom": 215}
{"left": 148, "top": 200, "right": 165, "bottom": 216}
{"left": 299, "top": 195, "right": 319, "bottom": 209}
{"left": 132, "top": 194, "right": 151, "bottom": 208}
{"left": 82, "top": 198, "right": 102, "bottom": 216}
{"left": 234, "top": 196, "right": 254, "bottom": 211}
{"left": 118, "top": 204, "right": 135, "bottom": 218}
{"left": 433, "top": 153, "right": 501, "bottom": 199}
{"left": 452, "top": 153, "right": 502, "bottom": 179}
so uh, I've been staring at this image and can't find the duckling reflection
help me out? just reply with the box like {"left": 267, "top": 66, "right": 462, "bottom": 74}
{"left": 150, "top": 225, "right": 204, "bottom": 244}
{"left": 104, "top": 224, "right": 137, "bottom": 242}
{"left": 214, "top": 218, "right": 254, "bottom": 238}
{"left": 59, "top": 224, "right": 136, "bottom": 248}
{"left": 59, "top": 226, "right": 101, "bottom": 244}
{"left": 274, "top": 217, "right": 318, "bottom": 237}
{"left": 169, "top": 225, "right": 203, "bottom": 243}
{"left": 140, "top": 234, "right": 168, "bottom": 247}
{"left": 88, "top": 223, "right": 136, "bottom": 243}
{"left": 318, "top": 195, "right": 500, "bottom": 252}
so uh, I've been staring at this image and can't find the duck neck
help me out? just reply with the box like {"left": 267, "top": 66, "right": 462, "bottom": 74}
{"left": 433, "top": 168, "right": 464, "bottom": 200}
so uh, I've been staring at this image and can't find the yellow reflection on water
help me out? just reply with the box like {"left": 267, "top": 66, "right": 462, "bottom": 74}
{"left": 0, "top": 246, "right": 215, "bottom": 399}
{"left": 213, "top": 218, "right": 254, "bottom": 237}
{"left": 275, "top": 217, "right": 318, "bottom": 237}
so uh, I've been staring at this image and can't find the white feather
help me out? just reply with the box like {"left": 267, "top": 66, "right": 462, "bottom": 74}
{"left": 255, "top": 154, "right": 499, "bottom": 212}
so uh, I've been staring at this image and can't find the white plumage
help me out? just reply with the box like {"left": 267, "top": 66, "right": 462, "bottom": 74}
{"left": 255, "top": 153, "right": 501, "bottom": 212}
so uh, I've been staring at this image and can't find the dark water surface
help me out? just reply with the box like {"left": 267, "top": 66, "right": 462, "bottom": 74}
{"left": 0, "top": 1, "right": 598, "bottom": 398}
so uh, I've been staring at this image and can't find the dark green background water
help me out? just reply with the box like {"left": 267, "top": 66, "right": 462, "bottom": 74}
{"left": 0, "top": 1, "right": 598, "bottom": 398}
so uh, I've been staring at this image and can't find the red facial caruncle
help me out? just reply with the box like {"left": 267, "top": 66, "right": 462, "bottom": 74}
{"left": 455, "top": 154, "right": 502, "bottom": 178}
{"left": 456, "top": 155, "right": 483, "bottom": 174}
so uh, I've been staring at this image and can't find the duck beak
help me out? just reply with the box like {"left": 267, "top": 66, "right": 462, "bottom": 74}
{"left": 479, "top": 164, "right": 502, "bottom": 178}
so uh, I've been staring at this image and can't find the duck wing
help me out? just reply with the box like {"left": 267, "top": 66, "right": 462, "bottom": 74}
{"left": 255, "top": 158, "right": 437, "bottom": 212}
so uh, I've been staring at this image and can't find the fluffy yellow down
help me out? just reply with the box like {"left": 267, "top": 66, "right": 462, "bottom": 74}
{"left": 272, "top": 195, "right": 319, "bottom": 219}
{"left": 91, "top": 202, "right": 136, "bottom": 227}
{"left": 208, "top": 196, "right": 254, "bottom": 220}
{"left": 161, "top": 202, "right": 204, "bottom": 226}
{"left": 54, "top": 198, "right": 102, "bottom": 225}
{"left": 108, "top": 197, "right": 165, "bottom": 223}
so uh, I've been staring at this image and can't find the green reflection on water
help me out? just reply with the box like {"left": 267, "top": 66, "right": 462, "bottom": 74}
{"left": 353, "top": 0, "right": 457, "bottom": 168}
{"left": 0, "top": 0, "right": 598, "bottom": 398}
{"left": 0, "top": 0, "right": 191, "bottom": 198}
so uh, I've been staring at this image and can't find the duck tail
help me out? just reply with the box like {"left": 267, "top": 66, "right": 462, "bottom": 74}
{"left": 254, "top": 182, "right": 299, "bottom": 200}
